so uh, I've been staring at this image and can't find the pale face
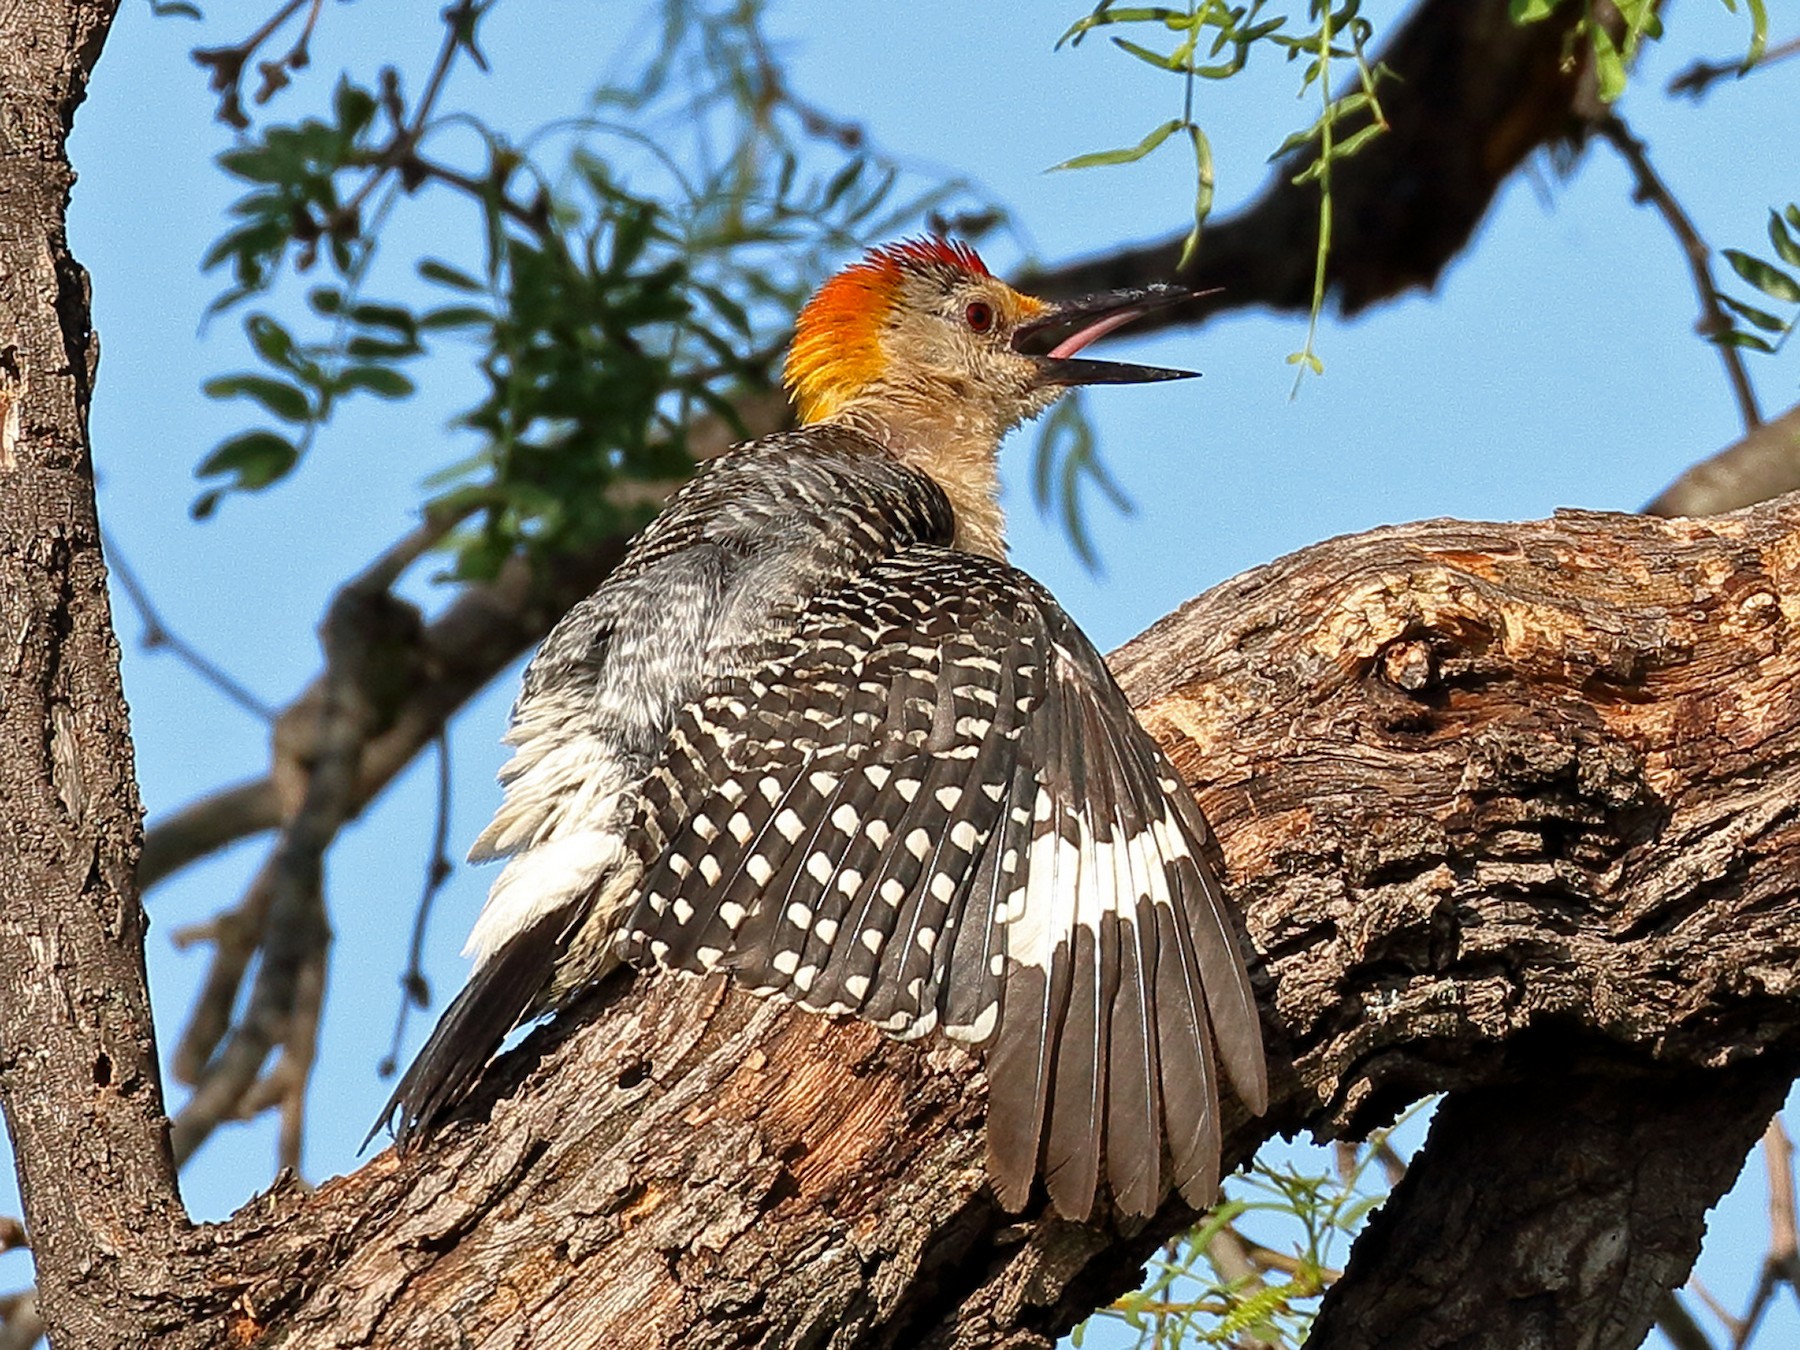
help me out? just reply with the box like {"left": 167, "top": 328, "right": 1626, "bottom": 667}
{"left": 876, "top": 265, "right": 1063, "bottom": 434}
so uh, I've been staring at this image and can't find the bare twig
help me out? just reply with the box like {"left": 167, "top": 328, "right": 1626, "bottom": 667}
{"left": 168, "top": 575, "right": 412, "bottom": 1162}
{"left": 1658, "top": 1291, "right": 1721, "bottom": 1350}
{"left": 380, "top": 730, "right": 456, "bottom": 1076}
{"left": 191, "top": 0, "right": 314, "bottom": 127}
{"left": 1241, "top": 1241, "right": 1340, "bottom": 1287}
{"left": 1204, "top": 1228, "right": 1281, "bottom": 1350}
{"left": 1767, "top": 1116, "right": 1797, "bottom": 1269}
{"left": 162, "top": 511, "right": 470, "bottom": 1092}
{"left": 140, "top": 777, "right": 282, "bottom": 888}
{"left": 1691, "top": 1275, "right": 1745, "bottom": 1343}
{"left": 1669, "top": 34, "right": 1800, "bottom": 100}
{"left": 1725, "top": 1117, "right": 1800, "bottom": 1350}
{"left": 138, "top": 389, "right": 789, "bottom": 894}
{"left": 1596, "top": 114, "right": 1762, "bottom": 435}
{"left": 238, "top": 944, "right": 326, "bottom": 1173}
{"left": 404, "top": 155, "right": 548, "bottom": 231}
{"left": 336, "top": 0, "right": 490, "bottom": 227}
{"left": 169, "top": 859, "right": 278, "bottom": 1086}
{"left": 104, "top": 530, "right": 275, "bottom": 722}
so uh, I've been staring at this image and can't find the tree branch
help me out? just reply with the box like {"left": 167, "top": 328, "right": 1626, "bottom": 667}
{"left": 1306, "top": 1066, "right": 1793, "bottom": 1348}
{"left": 124, "top": 490, "right": 1800, "bottom": 1347}
{"left": 1647, "top": 401, "right": 1800, "bottom": 517}
{"left": 1596, "top": 113, "right": 1762, "bottom": 433}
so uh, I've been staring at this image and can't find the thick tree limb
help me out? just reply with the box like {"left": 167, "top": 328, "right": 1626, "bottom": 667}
{"left": 102, "top": 492, "right": 1800, "bottom": 1348}
{"left": 1649, "top": 403, "right": 1800, "bottom": 518}
{"left": 0, "top": 2, "right": 187, "bottom": 1348}
{"left": 1306, "top": 1066, "right": 1794, "bottom": 1348}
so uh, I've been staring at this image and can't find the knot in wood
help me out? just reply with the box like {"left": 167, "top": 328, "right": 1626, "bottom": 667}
{"left": 1380, "top": 637, "right": 1436, "bottom": 693}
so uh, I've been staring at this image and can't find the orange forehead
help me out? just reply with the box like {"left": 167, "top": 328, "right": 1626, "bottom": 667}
{"left": 783, "top": 238, "right": 1044, "bottom": 424}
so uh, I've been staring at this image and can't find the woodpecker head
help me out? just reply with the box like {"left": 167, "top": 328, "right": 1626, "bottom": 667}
{"left": 785, "top": 237, "right": 1193, "bottom": 434}
{"left": 784, "top": 237, "right": 1195, "bottom": 555}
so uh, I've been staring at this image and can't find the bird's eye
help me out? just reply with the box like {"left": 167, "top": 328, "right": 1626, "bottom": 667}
{"left": 964, "top": 300, "right": 994, "bottom": 333}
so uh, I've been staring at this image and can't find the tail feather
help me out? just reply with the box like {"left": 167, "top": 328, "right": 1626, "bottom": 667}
{"left": 366, "top": 901, "right": 578, "bottom": 1152}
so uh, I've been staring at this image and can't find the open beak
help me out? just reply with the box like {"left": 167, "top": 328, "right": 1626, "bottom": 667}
{"left": 1011, "top": 284, "right": 1202, "bottom": 386}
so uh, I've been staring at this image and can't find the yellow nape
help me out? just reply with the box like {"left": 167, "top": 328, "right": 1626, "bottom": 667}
{"left": 784, "top": 257, "right": 898, "bottom": 425}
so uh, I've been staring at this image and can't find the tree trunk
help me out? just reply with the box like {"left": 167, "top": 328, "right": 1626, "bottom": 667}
{"left": 0, "top": 3, "right": 191, "bottom": 1349}
{"left": 126, "top": 498, "right": 1800, "bottom": 1349}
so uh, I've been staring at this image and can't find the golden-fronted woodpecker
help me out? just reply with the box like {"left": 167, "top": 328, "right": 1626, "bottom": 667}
{"left": 376, "top": 237, "right": 1267, "bottom": 1220}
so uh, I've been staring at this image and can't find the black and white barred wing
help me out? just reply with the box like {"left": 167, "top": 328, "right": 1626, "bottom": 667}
{"left": 619, "top": 548, "right": 1267, "bottom": 1219}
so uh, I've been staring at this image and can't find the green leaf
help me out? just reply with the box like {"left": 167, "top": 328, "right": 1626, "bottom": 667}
{"left": 197, "top": 429, "right": 299, "bottom": 490}
{"left": 345, "top": 335, "right": 422, "bottom": 360}
{"left": 418, "top": 304, "right": 491, "bottom": 331}
{"left": 336, "top": 365, "right": 416, "bottom": 399}
{"left": 1508, "top": 0, "right": 1564, "bottom": 20}
{"left": 1724, "top": 249, "right": 1800, "bottom": 304}
{"left": 333, "top": 79, "right": 377, "bottom": 136}
{"left": 1718, "top": 292, "right": 1790, "bottom": 334}
{"left": 202, "top": 373, "right": 313, "bottom": 422}
{"left": 1048, "top": 118, "right": 1182, "bottom": 172}
{"left": 348, "top": 301, "right": 419, "bottom": 338}
{"left": 820, "top": 158, "right": 866, "bottom": 212}
{"left": 1590, "top": 25, "right": 1628, "bottom": 103}
{"left": 1713, "top": 329, "right": 1777, "bottom": 353}
{"left": 1743, "top": 0, "right": 1768, "bottom": 68}
{"left": 1768, "top": 211, "right": 1800, "bottom": 269}
{"left": 419, "top": 258, "right": 485, "bottom": 292}
{"left": 1178, "top": 123, "right": 1213, "bottom": 271}
{"left": 245, "top": 314, "right": 298, "bottom": 370}
{"left": 1110, "top": 36, "right": 1187, "bottom": 72}
{"left": 693, "top": 283, "right": 752, "bottom": 337}
{"left": 1056, "top": 7, "right": 1189, "bottom": 50}
{"left": 216, "top": 147, "right": 293, "bottom": 185}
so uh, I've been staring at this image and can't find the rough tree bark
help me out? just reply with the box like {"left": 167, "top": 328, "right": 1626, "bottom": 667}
{"left": 23, "top": 492, "right": 1800, "bottom": 1348}
{"left": 0, "top": 1, "right": 188, "bottom": 1347}
{"left": 10, "top": 3, "right": 1800, "bottom": 1349}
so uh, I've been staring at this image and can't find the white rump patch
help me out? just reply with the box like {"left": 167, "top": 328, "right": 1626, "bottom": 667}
{"left": 463, "top": 829, "right": 623, "bottom": 967}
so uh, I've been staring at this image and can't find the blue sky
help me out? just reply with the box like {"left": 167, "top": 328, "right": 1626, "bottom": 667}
{"left": 6, "top": 1, "right": 1796, "bottom": 1342}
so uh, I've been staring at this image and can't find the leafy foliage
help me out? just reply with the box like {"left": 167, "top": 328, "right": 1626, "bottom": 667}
{"left": 189, "top": 0, "right": 1001, "bottom": 575}
{"left": 1715, "top": 203, "right": 1800, "bottom": 360}
{"left": 1509, "top": 0, "right": 1767, "bottom": 104}
{"left": 1077, "top": 1104, "right": 1430, "bottom": 1349}
{"left": 1055, "top": 2, "right": 1390, "bottom": 389}
{"left": 1032, "top": 392, "right": 1132, "bottom": 573}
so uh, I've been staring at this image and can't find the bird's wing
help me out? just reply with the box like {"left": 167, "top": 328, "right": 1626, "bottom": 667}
{"left": 619, "top": 545, "right": 1266, "bottom": 1219}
